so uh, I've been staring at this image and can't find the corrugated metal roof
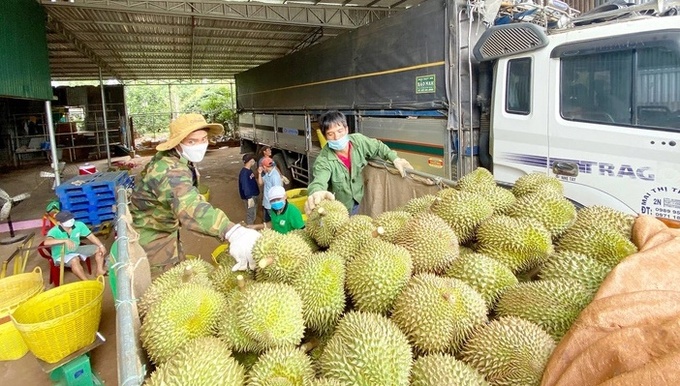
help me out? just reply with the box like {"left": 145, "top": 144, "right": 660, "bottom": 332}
{"left": 41, "top": 0, "right": 427, "bottom": 82}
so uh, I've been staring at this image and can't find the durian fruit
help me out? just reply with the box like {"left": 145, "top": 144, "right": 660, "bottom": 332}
{"left": 319, "top": 311, "right": 412, "bottom": 386}
{"left": 291, "top": 252, "right": 346, "bottom": 335}
{"left": 457, "top": 169, "right": 516, "bottom": 214}
{"left": 476, "top": 215, "right": 554, "bottom": 273}
{"left": 306, "top": 200, "right": 350, "bottom": 247}
{"left": 506, "top": 191, "right": 577, "bottom": 238}
{"left": 290, "top": 229, "right": 320, "bottom": 252}
{"left": 494, "top": 279, "right": 592, "bottom": 341}
{"left": 556, "top": 225, "right": 637, "bottom": 269}
{"left": 247, "top": 347, "right": 315, "bottom": 386}
{"left": 444, "top": 253, "right": 518, "bottom": 308}
{"left": 345, "top": 239, "right": 412, "bottom": 315}
{"left": 430, "top": 188, "right": 494, "bottom": 243}
{"left": 253, "top": 230, "right": 313, "bottom": 284}
{"left": 511, "top": 173, "right": 563, "bottom": 198}
{"left": 141, "top": 284, "right": 226, "bottom": 364}
{"left": 217, "top": 290, "right": 264, "bottom": 353}
{"left": 539, "top": 251, "right": 611, "bottom": 295}
{"left": 456, "top": 168, "right": 496, "bottom": 191}
{"left": 460, "top": 246, "right": 475, "bottom": 255}
{"left": 138, "top": 259, "right": 214, "bottom": 319}
{"left": 210, "top": 265, "right": 255, "bottom": 296}
{"left": 391, "top": 274, "right": 487, "bottom": 354}
{"left": 411, "top": 353, "right": 489, "bottom": 386}
{"left": 461, "top": 316, "right": 555, "bottom": 386}
{"left": 573, "top": 205, "right": 635, "bottom": 238}
{"left": 398, "top": 194, "right": 436, "bottom": 215}
{"left": 144, "top": 337, "right": 245, "bottom": 386}
{"left": 372, "top": 210, "right": 412, "bottom": 243}
{"left": 394, "top": 213, "right": 459, "bottom": 274}
{"left": 328, "top": 215, "right": 378, "bottom": 262}
{"left": 238, "top": 282, "right": 305, "bottom": 349}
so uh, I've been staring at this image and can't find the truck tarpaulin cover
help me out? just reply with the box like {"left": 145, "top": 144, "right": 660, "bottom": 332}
{"left": 235, "top": 0, "right": 448, "bottom": 111}
{"left": 542, "top": 215, "right": 680, "bottom": 386}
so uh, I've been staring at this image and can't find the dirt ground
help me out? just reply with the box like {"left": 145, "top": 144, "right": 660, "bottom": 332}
{"left": 0, "top": 145, "right": 251, "bottom": 385}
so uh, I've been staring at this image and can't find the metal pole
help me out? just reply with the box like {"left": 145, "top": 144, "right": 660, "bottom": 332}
{"left": 45, "top": 101, "right": 60, "bottom": 186}
{"left": 99, "top": 68, "right": 112, "bottom": 168}
{"left": 115, "top": 186, "right": 145, "bottom": 386}
{"left": 168, "top": 84, "right": 174, "bottom": 120}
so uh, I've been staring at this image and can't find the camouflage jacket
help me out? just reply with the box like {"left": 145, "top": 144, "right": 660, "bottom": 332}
{"left": 130, "top": 150, "right": 230, "bottom": 244}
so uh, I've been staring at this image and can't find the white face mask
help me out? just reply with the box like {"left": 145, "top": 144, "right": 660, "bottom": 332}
{"left": 179, "top": 143, "right": 209, "bottom": 163}
{"left": 61, "top": 219, "right": 75, "bottom": 228}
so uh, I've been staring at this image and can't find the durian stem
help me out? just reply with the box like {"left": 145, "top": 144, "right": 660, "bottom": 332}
{"left": 236, "top": 275, "right": 246, "bottom": 291}
{"left": 181, "top": 266, "right": 195, "bottom": 283}
{"left": 300, "top": 337, "right": 319, "bottom": 353}
{"left": 372, "top": 226, "right": 385, "bottom": 238}
{"left": 441, "top": 292, "right": 456, "bottom": 303}
{"left": 258, "top": 257, "right": 275, "bottom": 269}
{"left": 317, "top": 207, "right": 326, "bottom": 216}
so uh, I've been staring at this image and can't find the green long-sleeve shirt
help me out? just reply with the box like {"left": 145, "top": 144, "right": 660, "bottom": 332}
{"left": 130, "top": 150, "right": 230, "bottom": 246}
{"left": 308, "top": 133, "right": 397, "bottom": 211}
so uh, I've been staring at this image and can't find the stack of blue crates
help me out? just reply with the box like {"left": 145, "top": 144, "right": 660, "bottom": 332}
{"left": 56, "top": 171, "right": 134, "bottom": 226}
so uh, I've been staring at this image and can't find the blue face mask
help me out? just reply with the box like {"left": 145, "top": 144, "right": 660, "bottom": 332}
{"left": 271, "top": 201, "right": 285, "bottom": 211}
{"left": 327, "top": 135, "right": 350, "bottom": 151}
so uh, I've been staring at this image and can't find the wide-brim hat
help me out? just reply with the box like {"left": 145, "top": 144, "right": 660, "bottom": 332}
{"left": 156, "top": 113, "right": 224, "bottom": 151}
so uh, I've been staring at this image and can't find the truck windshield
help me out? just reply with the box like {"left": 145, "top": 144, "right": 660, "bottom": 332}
{"left": 560, "top": 45, "right": 680, "bottom": 132}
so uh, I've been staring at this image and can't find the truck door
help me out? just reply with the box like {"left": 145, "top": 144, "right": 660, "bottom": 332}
{"left": 547, "top": 32, "right": 680, "bottom": 221}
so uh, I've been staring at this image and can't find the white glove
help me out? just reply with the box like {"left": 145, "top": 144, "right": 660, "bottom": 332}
{"left": 393, "top": 157, "right": 413, "bottom": 178}
{"left": 247, "top": 197, "right": 255, "bottom": 208}
{"left": 304, "top": 190, "right": 335, "bottom": 215}
{"left": 224, "top": 224, "right": 261, "bottom": 271}
{"left": 282, "top": 176, "right": 290, "bottom": 185}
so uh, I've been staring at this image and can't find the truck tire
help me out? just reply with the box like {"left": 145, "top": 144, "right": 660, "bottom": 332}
{"left": 273, "top": 153, "right": 294, "bottom": 187}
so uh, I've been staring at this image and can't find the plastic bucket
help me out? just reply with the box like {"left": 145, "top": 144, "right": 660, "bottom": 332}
{"left": 78, "top": 164, "right": 97, "bottom": 175}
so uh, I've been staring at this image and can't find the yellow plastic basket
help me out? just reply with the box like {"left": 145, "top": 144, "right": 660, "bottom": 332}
{"left": 0, "top": 315, "right": 29, "bottom": 361}
{"left": 286, "top": 188, "right": 308, "bottom": 222}
{"left": 0, "top": 267, "right": 44, "bottom": 313}
{"left": 11, "top": 277, "right": 105, "bottom": 363}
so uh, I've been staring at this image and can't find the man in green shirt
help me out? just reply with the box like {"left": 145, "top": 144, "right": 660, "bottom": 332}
{"left": 130, "top": 113, "right": 261, "bottom": 274}
{"left": 44, "top": 210, "right": 107, "bottom": 281}
{"left": 305, "top": 110, "right": 413, "bottom": 215}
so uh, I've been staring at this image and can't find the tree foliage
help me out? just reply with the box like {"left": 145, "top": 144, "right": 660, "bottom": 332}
{"left": 125, "top": 84, "right": 236, "bottom": 137}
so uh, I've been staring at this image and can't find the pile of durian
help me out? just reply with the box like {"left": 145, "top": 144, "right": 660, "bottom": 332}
{"left": 139, "top": 168, "right": 637, "bottom": 386}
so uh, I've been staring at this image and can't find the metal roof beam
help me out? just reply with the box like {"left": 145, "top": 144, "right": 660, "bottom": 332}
{"left": 63, "top": 19, "right": 318, "bottom": 35}
{"left": 40, "top": 0, "right": 396, "bottom": 29}
{"left": 70, "top": 32, "right": 333, "bottom": 43}
{"left": 45, "top": 15, "right": 124, "bottom": 80}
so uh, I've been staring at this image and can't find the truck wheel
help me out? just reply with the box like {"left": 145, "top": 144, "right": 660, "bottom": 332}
{"left": 273, "top": 153, "right": 294, "bottom": 187}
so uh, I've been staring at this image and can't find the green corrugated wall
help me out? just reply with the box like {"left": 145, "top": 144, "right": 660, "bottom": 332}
{"left": 0, "top": 0, "right": 52, "bottom": 100}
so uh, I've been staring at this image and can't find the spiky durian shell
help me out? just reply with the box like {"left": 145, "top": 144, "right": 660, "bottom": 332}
{"left": 141, "top": 284, "right": 226, "bottom": 364}
{"left": 397, "top": 194, "right": 436, "bottom": 215}
{"left": 328, "top": 215, "right": 377, "bottom": 263}
{"left": 144, "top": 337, "right": 245, "bottom": 386}
{"left": 210, "top": 265, "right": 255, "bottom": 296}
{"left": 319, "top": 311, "right": 412, "bottom": 386}
{"left": 217, "top": 290, "right": 265, "bottom": 353}
{"left": 237, "top": 282, "right": 305, "bottom": 349}
{"left": 444, "top": 252, "right": 518, "bottom": 308}
{"left": 556, "top": 225, "right": 637, "bottom": 269}
{"left": 430, "top": 188, "right": 494, "bottom": 243}
{"left": 506, "top": 191, "right": 577, "bottom": 238}
{"left": 138, "top": 259, "right": 214, "bottom": 319}
{"left": 306, "top": 200, "right": 350, "bottom": 247}
{"left": 345, "top": 239, "right": 412, "bottom": 315}
{"left": 394, "top": 213, "right": 459, "bottom": 274}
{"left": 494, "top": 279, "right": 592, "bottom": 341}
{"left": 539, "top": 251, "right": 611, "bottom": 295}
{"left": 511, "top": 173, "right": 564, "bottom": 197}
{"left": 391, "top": 274, "right": 487, "bottom": 354}
{"left": 476, "top": 215, "right": 554, "bottom": 273}
{"left": 573, "top": 205, "right": 635, "bottom": 238}
{"left": 253, "top": 230, "right": 313, "bottom": 284}
{"left": 292, "top": 252, "right": 346, "bottom": 335}
{"left": 461, "top": 316, "right": 555, "bottom": 386}
{"left": 372, "top": 210, "right": 412, "bottom": 243}
{"left": 247, "top": 347, "right": 315, "bottom": 386}
{"left": 411, "top": 353, "right": 489, "bottom": 386}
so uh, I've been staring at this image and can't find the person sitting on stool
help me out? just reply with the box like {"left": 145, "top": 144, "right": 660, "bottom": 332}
{"left": 43, "top": 210, "right": 107, "bottom": 280}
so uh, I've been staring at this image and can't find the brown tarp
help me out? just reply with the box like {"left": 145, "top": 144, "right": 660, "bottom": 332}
{"left": 541, "top": 215, "right": 680, "bottom": 386}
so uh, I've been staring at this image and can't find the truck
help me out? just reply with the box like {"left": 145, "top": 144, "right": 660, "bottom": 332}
{"left": 235, "top": 0, "right": 680, "bottom": 224}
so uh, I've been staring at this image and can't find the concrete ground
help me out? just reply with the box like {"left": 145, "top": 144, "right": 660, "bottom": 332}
{"left": 0, "top": 145, "right": 250, "bottom": 385}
